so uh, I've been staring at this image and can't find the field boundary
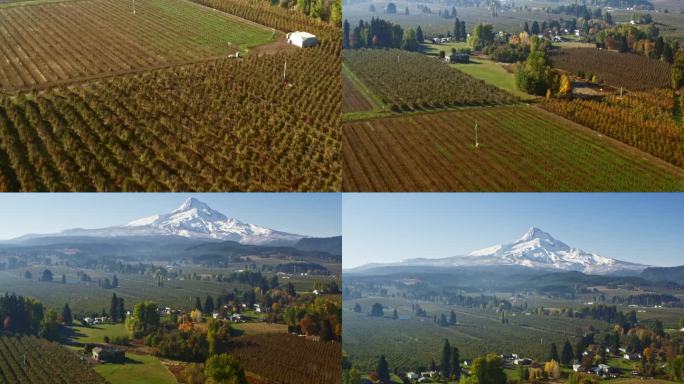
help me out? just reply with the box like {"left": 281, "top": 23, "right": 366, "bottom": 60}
{"left": 342, "top": 62, "right": 385, "bottom": 111}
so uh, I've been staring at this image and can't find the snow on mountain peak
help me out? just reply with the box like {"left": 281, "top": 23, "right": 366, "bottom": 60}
{"left": 90, "top": 199, "right": 304, "bottom": 245}
{"left": 455, "top": 227, "right": 646, "bottom": 274}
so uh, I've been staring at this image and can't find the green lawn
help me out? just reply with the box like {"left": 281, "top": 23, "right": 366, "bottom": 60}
{"left": 67, "top": 324, "right": 128, "bottom": 344}
{"left": 450, "top": 58, "right": 536, "bottom": 101}
{"left": 94, "top": 353, "right": 177, "bottom": 384}
{"left": 420, "top": 41, "right": 471, "bottom": 57}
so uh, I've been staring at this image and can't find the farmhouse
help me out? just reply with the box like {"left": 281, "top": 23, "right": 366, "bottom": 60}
{"left": 407, "top": 372, "right": 420, "bottom": 380}
{"left": 286, "top": 31, "right": 317, "bottom": 48}
{"left": 92, "top": 347, "right": 125, "bottom": 363}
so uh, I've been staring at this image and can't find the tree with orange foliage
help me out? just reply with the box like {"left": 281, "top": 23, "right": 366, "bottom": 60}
{"left": 300, "top": 314, "right": 319, "bottom": 335}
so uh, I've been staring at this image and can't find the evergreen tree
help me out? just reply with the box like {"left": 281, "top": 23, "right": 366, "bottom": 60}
{"left": 441, "top": 339, "right": 452, "bottom": 378}
{"left": 195, "top": 297, "right": 203, "bottom": 311}
{"left": 454, "top": 18, "right": 461, "bottom": 40}
{"left": 451, "top": 346, "right": 461, "bottom": 380}
{"left": 61, "top": 274, "right": 66, "bottom": 284}
{"left": 118, "top": 298, "right": 125, "bottom": 321}
{"left": 550, "top": 343, "right": 560, "bottom": 362}
{"left": 392, "top": 308, "right": 398, "bottom": 319}
{"left": 561, "top": 340, "right": 574, "bottom": 364}
{"left": 524, "top": 21, "right": 530, "bottom": 34}
{"left": 416, "top": 25, "right": 424, "bottom": 43}
{"left": 62, "top": 303, "right": 73, "bottom": 325}
{"left": 112, "top": 274, "right": 119, "bottom": 288}
{"left": 377, "top": 355, "right": 390, "bottom": 383}
{"left": 531, "top": 21, "right": 540, "bottom": 35}
{"left": 204, "top": 295, "right": 215, "bottom": 314}
{"left": 343, "top": 19, "right": 350, "bottom": 48}
{"left": 449, "top": 310, "right": 457, "bottom": 325}
{"left": 110, "top": 293, "right": 120, "bottom": 322}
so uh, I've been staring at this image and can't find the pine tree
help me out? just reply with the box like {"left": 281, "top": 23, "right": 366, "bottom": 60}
{"left": 550, "top": 343, "right": 560, "bottom": 362}
{"left": 62, "top": 304, "right": 73, "bottom": 325}
{"left": 416, "top": 26, "right": 424, "bottom": 43}
{"left": 451, "top": 346, "right": 461, "bottom": 380}
{"left": 561, "top": 340, "right": 574, "bottom": 364}
{"left": 392, "top": 309, "right": 398, "bottom": 319}
{"left": 377, "top": 355, "right": 390, "bottom": 383}
{"left": 441, "top": 339, "right": 452, "bottom": 378}
{"left": 449, "top": 310, "right": 457, "bottom": 325}
{"left": 343, "top": 19, "right": 350, "bottom": 48}
{"left": 204, "top": 295, "right": 215, "bottom": 314}
{"left": 195, "top": 297, "right": 203, "bottom": 311}
{"left": 110, "top": 293, "right": 119, "bottom": 322}
{"left": 61, "top": 274, "right": 66, "bottom": 284}
{"left": 112, "top": 274, "right": 119, "bottom": 288}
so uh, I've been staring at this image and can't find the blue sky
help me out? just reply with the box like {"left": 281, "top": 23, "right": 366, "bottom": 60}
{"left": 343, "top": 193, "right": 683, "bottom": 269}
{"left": 0, "top": 193, "right": 341, "bottom": 240}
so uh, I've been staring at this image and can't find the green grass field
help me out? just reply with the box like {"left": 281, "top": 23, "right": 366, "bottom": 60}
{"left": 66, "top": 324, "right": 128, "bottom": 345}
{"left": 450, "top": 58, "right": 536, "bottom": 101}
{"left": 94, "top": 353, "right": 177, "bottom": 384}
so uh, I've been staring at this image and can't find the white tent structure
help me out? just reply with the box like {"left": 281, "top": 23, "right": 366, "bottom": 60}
{"left": 286, "top": 31, "right": 318, "bottom": 48}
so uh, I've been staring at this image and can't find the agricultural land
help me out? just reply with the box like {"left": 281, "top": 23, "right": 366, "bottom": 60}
{"left": 0, "top": 0, "right": 342, "bottom": 192}
{"left": 341, "top": 0, "right": 684, "bottom": 191}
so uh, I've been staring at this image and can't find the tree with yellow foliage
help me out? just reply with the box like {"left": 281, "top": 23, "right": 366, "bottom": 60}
{"left": 544, "top": 360, "right": 561, "bottom": 379}
{"left": 190, "top": 309, "right": 203, "bottom": 323}
{"left": 559, "top": 74, "right": 573, "bottom": 96}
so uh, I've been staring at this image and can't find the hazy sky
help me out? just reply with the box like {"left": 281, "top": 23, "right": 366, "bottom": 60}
{"left": 343, "top": 193, "right": 683, "bottom": 269}
{"left": 0, "top": 193, "right": 341, "bottom": 240}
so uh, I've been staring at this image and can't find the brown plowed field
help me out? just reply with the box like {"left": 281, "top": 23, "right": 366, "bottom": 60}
{"left": 342, "top": 106, "right": 684, "bottom": 191}
{"left": 342, "top": 72, "right": 374, "bottom": 113}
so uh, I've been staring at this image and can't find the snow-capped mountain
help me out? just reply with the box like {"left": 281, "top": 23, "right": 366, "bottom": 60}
{"left": 15, "top": 198, "right": 305, "bottom": 245}
{"left": 353, "top": 227, "right": 648, "bottom": 275}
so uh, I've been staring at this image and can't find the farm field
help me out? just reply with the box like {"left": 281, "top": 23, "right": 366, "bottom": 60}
{"left": 343, "top": 296, "right": 608, "bottom": 372}
{"left": 542, "top": 88, "right": 684, "bottom": 169}
{"left": 343, "top": 49, "right": 517, "bottom": 111}
{"left": 450, "top": 58, "right": 536, "bottom": 101}
{"left": 0, "top": 0, "right": 276, "bottom": 92}
{"left": 93, "top": 352, "right": 176, "bottom": 384}
{"left": 65, "top": 324, "right": 129, "bottom": 345}
{"left": 0, "top": 265, "right": 330, "bottom": 314}
{"left": 342, "top": 71, "right": 376, "bottom": 113}
{"left": 550, "top": 48, "right": 673, "bottom": 90}
{"left": 0, "top": 48, "right": 340, "bottom": 192}
{"left": 342, "top": 1, "right": 565, "bottom": 36}
{"left": 229, "top": 333, "right": 342, "bottom": 384}
{"left": 342, "top": 105, "right": 684, "bottom": 191}
{"left": 0, "top": 334, "right": 107, "bottom": 383}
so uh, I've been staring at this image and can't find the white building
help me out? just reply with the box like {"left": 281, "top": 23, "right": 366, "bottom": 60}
{"left": 287, "top": 31, "right": 318, "bottom": 48}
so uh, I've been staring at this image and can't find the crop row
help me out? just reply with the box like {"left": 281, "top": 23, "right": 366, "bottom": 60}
{"left": 343, "top": 49, "right": 517, "bottom": 111}
{"left": 230, "top": 333, "right": 341, "bottom": 384}
{"left": 0, "top": 335, "right": 107, "bottom": 384}
{"left": 541, "top": 89, "right": 684, "bottom": 169}
{"left": 342, "top": 106, "right": 684, "bottom": 191}
{"left": 550, "top": 48, "right": 672, "bottom": 90}
{"left": 0, "top": 46, "right": 340, "bottom": 192}
{"left": 0, "top": 0, "right": 275, "bottom": 92}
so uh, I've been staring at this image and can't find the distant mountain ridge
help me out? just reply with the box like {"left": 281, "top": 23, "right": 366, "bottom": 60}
{"left": 348, "top": 227, "right": 648, "bottom": 275}
{"left": 10, "top": 198, "right": 306, "bottom": 246}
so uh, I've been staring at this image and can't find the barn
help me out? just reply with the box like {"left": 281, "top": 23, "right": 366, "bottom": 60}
{"left": 286, "top": 31, "right": 318, "bottom": 48}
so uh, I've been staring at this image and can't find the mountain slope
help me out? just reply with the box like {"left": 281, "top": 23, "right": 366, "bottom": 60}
{"left": 11, "top": 198, "right": 305, "bottom": 246}
{"left": 349, "top": 227, "right": 648, "bottom": 275}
